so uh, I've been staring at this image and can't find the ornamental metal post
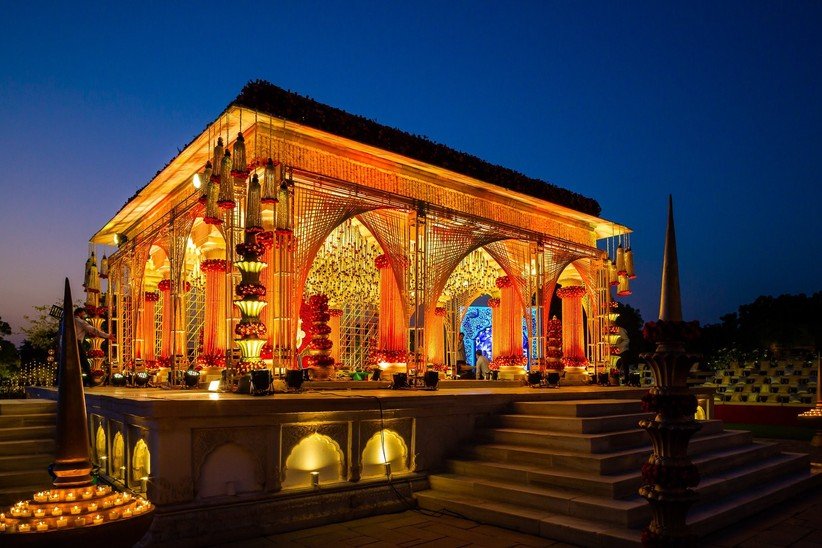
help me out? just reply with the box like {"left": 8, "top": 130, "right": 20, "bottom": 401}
{"left": 639, "top": 196, "right": 701, "bottom": 546}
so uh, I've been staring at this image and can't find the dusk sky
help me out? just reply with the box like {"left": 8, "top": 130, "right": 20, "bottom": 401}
{"left": 1, "top": 1, "right": 820, "bottom": 343}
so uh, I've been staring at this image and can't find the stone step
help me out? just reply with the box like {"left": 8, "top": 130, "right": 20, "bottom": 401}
{"left": 495, "top": 412, "right": 655, "bottom": 434}
{"left": 0, "top": 438, "right": 57, "bottom": 457}
{"left": 0, "top": 453, "right": 53, "bottom": 472}
{"left": 446, "top": 458, "right": 639, "bottom": 498}
{"left": 0, "top": 413, "right": 56, "bottom": 428}
{"left": 694, "top": 452, "right": 810, "bottom": 501}
{"left": 0, "top": 469, "right": 52, "bottom": 489}
{"left": 0, "top": 425, "right": 55, "bottom": 442}
{"left": 450, "top": 439, "right": 785, "bottom": 500}
{"left": 0, "top": 400, "right": 57, "bottom": 416}
{"left": 512, "top": 399, "right": 643, "bottom": 418}
{"left": 469, "top": 430, "right": 752, "bottom": 475}
{"left": 480, "top": 426, "right": 649, "bottom": 453}
{"left": 418, "top": 466, "right": 822, "bottom": 547}
{"left": 428, "top": 473, "right": 649, "bottom": 527}
{"left": 689, "top": 468, "right": 822, "bottom": 536}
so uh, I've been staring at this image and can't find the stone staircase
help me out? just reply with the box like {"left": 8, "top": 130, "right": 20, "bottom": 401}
{"left": 415, "top": 397, "right": 821, "bottom": 547}
{"left": 0, "top": 399, "right": 57, "bottom": 507}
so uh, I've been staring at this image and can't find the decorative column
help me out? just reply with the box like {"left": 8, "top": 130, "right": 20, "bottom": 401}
{"left": 305, "top": 294, "right": 334, "bottom": 380}
{"left": 488, "top": 296, "right": 501, "bottom": 359}
{"left": 639, "top": 196, "right": 701, "bottom": 546}
{"left": 142, "top": 291, "right": 159, "bottom": 365}
{"left": 494, "top": 276, "right": 525, "bottom": 380}
{"left": 427, "top": 306, "right": 446, "bottom": 366}
{"left": 158, "top": 278, "right": 172, "bottom": 367}
{"left": 258, "top": 232, "right": 276, "bottom": 368}
{"left": 272, "top": 174, "right": 295, "bottom": 372}
{"left": 557, "top": 285, "right": 589, "bottom": 385}
{"left": 199, "top": 259, "right": 227, "bottom": 376}
{"left": 328, "top": 308, "right": 342, "bottom": 366}
{"left": 375, "top": 254, "right": 407, "bottom": 376}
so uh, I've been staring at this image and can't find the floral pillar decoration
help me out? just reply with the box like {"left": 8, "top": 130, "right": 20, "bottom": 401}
{"left": 557, "top": 285, "right": 589, "bottom": 385}
{"left": 83, "top": 253, "right": 106, "bottom": 383}
{"left": 493, "top": 276, "right": 526, "bottom": 380}
{"left": 328, "top": 308, "right": 342, "bottom": 366}
{"left": 234, "top": 208, "right": 267, "bottom": 373}
{"left": 158, "top": 279, "right": 172, "bottom": 366}
{"left": 375, "top": 254, "right": 407, "bottom": 375}
{"left": 258, "top": 231, "right": 275, "bottom": 364}
{"left": 427, "top": 306, "right": 446, "bottom": 366}
{"left": 305, "top": 294, "right": 334, "bottom": 380}
{"left": 545, "top": 315, "right": 563, "bottom": 372}
{"left": 639, "top": 196, "right": 701, "bottom": 546}
{"left": 198, "top": 259, "right": 227, "bottom": 371}
{"left": 142, "top": 291, "right": 159, "bottom": 365}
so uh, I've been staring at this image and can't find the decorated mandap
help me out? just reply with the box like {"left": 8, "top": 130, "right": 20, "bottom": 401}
{"left": 86, "top": 80, "right": 634, "bottom": 388}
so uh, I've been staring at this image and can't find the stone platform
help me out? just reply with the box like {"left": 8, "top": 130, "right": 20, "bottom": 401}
{"left": 23, "top": 384, "right": 656, "bottom": 546}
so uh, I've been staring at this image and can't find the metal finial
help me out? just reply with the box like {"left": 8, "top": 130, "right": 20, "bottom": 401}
{"left": 51, "top": 278, "right": 93, "bottom": 487}
{"left": 658, "top": 195, "right": 683, "bottom": 321}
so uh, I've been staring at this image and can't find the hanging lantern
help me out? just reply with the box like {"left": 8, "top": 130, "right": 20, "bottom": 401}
{"left": 616, "top": 245, "right": 626, "bottom": 276}
{"left": 204, "top": 165, "right": 222, "bottom": 225}
{"left": 617, "top": 274, "right": 631, "bottom": 297}
{"left": 625, "top": 247, "right": 636, "bottom": 279}
{"left": 217, "top": 150, "right": 236, "bottom": 210}
{"left": 275, "top": 179, "right": 290, "bottom": 230}
{"left": 198, "top": 161, "right": 212, "bottom": 205}
{"left": 83, "top": 254, "right": 94, "bottom": 289}
{"left": 87, "top": 255, "right": 100, "bottom": 294}
{"left": 609, "top": 260, "right": 618, "bottom": 286}
{"left": 211, "top": 137, "right": 223, "bottom": 183}
{"left": 231, "top": 132, "right": 249, "bottom": 181}
{"left": 245, "top": 173, "right": 263, "bottom": 233}
{"left": 100, "top": 255, "right": 109, "bottom": 279}
{"left": 261, "top": 158, "right": 279, "bottom": 204}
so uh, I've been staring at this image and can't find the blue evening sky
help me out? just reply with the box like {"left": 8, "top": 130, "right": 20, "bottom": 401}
{"left": 0, "top": 1, "right": 820, "bottom": 341}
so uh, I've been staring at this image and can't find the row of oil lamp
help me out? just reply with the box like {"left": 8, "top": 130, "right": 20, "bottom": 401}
{"left": 1, "top": 485, "right": 151, "bottom": 533}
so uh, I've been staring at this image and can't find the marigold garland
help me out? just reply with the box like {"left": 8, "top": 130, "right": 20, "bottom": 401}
{"left": 434, "top": 306, "right": 447, "bottom": 317}
{"left": 556, "top": 285, "right": 586, "bottom": 299}
{"left": 200, "top": 259, "right": 228, "bottom": 273}
{"left": 374, "top": 254, "right": 390, "bottom": 269}
{"left": 144, "top": 292, "right": 160, "bottom": 302}
{"left": 487, "top": 297, "right": 501, "bottom": 308}
{"left": 490, "top": 355, "right": 526, "bottom": 369}
{"left": 495, "top": 275, "right": 512, "bottom": 288}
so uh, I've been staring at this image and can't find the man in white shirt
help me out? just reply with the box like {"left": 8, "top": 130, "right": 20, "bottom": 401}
{"left": 475, "top": 350, "right": 492, "bottom": 380}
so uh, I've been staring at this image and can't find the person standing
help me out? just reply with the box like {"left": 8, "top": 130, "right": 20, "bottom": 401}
{"left": 475, "top": 350, "right": 491, "bottom": 380}
{"left": 73, "top": 307, "right": 114, "bottom": 385}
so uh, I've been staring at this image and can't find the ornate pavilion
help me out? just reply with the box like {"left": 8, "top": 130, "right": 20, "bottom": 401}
{"left": 87, "top": 80, "right": 633, "bottom": 386}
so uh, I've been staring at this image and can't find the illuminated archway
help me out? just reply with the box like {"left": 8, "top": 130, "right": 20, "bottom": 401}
{"left": 283, "top": 433, "right": 344, "bottom": 488}
{"left": 132, "top": 439, "right": 151, "bottom": 484}
{"left": 95, "top": 425, "right": 107, "bottom": 466}
{"left": 112, "top": 431, "right": 125, "bottom": 480}
{"left": 360, "top": 430, "right": 408, "bottom": 478}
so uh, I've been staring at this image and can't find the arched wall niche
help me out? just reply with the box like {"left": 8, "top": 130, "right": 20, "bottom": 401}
{"left": 112, "top": 431, "right": 125, "bottom": 480}
{"left": 360, "top": 429, "right": 408, "bottom": 478}
{"left": 132, "top": 438, "right": 151, "bottom": 484}
{"left": 196, "top": 442, "right": 262, "bottom": 498}
{"left": 282, "top": 433, "right": 344, "bottom": 489}
{"left": 95, "top": 425, "right": 107, "bottom": 465}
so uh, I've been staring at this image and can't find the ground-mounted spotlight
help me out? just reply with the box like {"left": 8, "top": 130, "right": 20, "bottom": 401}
{"left": 207, "top": 380, "right": 221, "bottom": 392}
{"left": 184, "top": 369, "right": 200, "bottom": 388}
{"left": 384, "top": 462, "right": 392, "bottom": 479}
{"left": 597, "top": 372, "right": 610, "bottom": 386}
{"left": 527, "top": 371, "right": 543, "bottom": 387}
{"left": 250, "top": 369, "right": 272, "bottom": 396}
{"left": 370, "top": 368, "right": 382, "bottom": 381}
{"left": 423, "top": 370, "right": 439, "bottom": 390}
{"left": 285, "top": 369, "right": 304, "bottom": 391}
{"left": 311, "top": 471, "right": 320, "bottom": 489}
{"left": 111, "top": 373, "right": 127, "bottom": 387}
{"left": 546, "top": 372, "right": 561, "bottom": 387}
{"left": 392, "top": 373, "right": 408, "bottom": 389}
{"left": 134, "top": 372, "right": 149, "bottom": 387}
